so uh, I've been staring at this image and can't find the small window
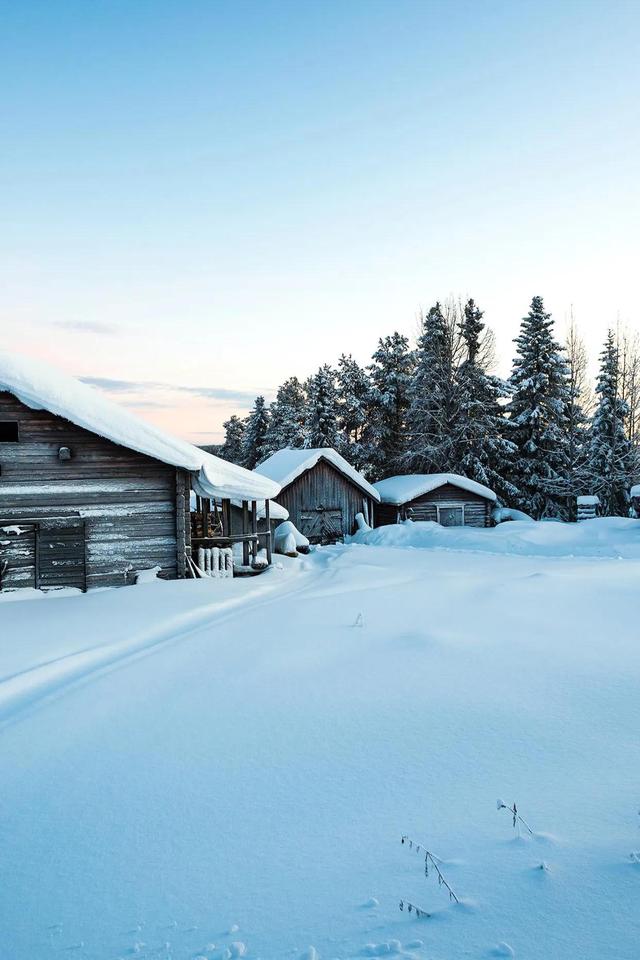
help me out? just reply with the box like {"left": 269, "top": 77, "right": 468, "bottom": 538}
{"left": 0, "top": 422, "right": 19, "bottom": 442}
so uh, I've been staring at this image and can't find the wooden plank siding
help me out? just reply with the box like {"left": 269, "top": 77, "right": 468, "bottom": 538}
{"left": 375, "top": 483, "right": 492, "bottom": 528}
{"left": 274, "top": 458, "right": 375, "bottom": 543}
{"left": 0, "top": 391, "right": 191, "bottom": 589}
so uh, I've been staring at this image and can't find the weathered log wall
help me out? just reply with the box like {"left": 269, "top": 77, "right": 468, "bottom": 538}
{"left": 0, "top": 391, "right": 190, "bottom": 589}
{"left": 375, "top": 482, "right": 492, "bottom": 528}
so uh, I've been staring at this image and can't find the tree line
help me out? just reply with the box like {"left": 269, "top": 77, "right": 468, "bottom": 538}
{"left": 217, "top": 295, "right": 640, "bottom": 520}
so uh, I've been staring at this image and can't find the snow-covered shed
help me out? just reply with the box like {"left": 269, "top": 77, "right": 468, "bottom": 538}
{"left": 373, "top": 474, "right": 496, "bottom": 528}
{"left": 255, "top": 448, "right": 380, "bottom": 544}
{"left": 0, "top": 352, "right": 280, "bottom": 591}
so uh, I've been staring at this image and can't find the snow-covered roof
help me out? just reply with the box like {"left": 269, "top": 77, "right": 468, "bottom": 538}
{"left": 255, "top": 447, "right": 380, "bottom": 501}
{"left": 577, "top": 495, "right": 600, "bottom": 506}
{"left": 230, "top": 499, "right": 289, "bottom": 520}
{"left": 0, "top": 351, "right": 280, "bottom": 502}
{"left": 374, "top": 473, "right": 497, "bottom": 505}
{"left": 630, "top": 485, "right": 640, "bottom": 499}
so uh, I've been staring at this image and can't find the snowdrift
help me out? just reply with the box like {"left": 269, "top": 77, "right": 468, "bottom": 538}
{"left": 351, "top": 517, "right": 640, "bottom": 559}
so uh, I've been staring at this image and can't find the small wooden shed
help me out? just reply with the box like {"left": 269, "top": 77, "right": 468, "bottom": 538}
{"left": 255, "top": 448, "right": 380, "bottom": 544}
{"left": 0, "top": 352, "right": 280, "bottom": 592}
{"left": 373, "top": 473, "right": 496, "bottom": 528}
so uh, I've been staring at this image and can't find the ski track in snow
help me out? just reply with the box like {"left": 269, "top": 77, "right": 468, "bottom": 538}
{"left": 0, "top": 566, "right": 313, "bottom": 728}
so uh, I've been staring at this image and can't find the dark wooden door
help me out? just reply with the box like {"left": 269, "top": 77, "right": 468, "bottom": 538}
{"left": 37, "top": 518, "right": 86, "bottom": 591}
{"left": 438, "top": 506, "right": 464, "bottom": 527}
{"left": 299, "top": 507, "right": 343, "bottom": 544}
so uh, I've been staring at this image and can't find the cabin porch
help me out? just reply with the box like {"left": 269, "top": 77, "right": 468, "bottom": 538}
{"left": 190, "top": 495, "right": 273, "bottom": 577}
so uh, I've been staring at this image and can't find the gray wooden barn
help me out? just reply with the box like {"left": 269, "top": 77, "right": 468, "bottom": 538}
{"left": 0, "top": 353, "right": 280, "bottom": 592}
{"left": 373, "top": 473, "right": 496, "bottom": 527}
{"left": 255, "top": 447, "right": 380, "bottom": 544}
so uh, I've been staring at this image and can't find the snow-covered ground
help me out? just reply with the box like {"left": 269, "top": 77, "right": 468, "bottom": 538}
{"left": 1, "top": 520, "right": 639, "bottom": 960}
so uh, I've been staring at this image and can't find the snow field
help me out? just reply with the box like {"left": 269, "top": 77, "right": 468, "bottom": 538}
{"left": 1, "top": 521, "right": 639, "bottom": 959}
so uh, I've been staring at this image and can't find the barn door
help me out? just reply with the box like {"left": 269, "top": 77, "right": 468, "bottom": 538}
{"left": 437, "top": 506, "right": 464, "bottom": 527}
{"left": 321, "top": 509, "right": 343, "bottom": 542}
{"left": 37, "top": 518, "right": 86, "bottom": 591}
{"left": 0, "top": 523, "right": 37, "bottom": 590}
{"left": 299, "top": 507, "right": 343, "bottom": 545}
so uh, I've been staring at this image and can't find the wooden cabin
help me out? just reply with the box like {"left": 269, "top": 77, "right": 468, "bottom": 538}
{"left": 0, "top": 353, "right": 280, "bottom": 592}
{"left": 255, "top": 448, "right": 380, "bottom": 544}
{"left": 374, "top": 474, "right": 496, "bottom": 528}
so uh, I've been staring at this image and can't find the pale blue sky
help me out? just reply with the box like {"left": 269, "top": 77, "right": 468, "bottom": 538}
{"left": 2, "top": 0, "right": 639, "bottom": 440}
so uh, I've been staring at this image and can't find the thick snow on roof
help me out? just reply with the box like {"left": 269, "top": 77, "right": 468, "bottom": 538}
{"left": 630, "top": 485, "right": 640, "bottom": 499}
{"left": 577, "top": 495, "right": 600, "bottom": 506}
{"left": 374, "top": 473, "right": 497, "bottom": 504}
{"left": 0, "top": 351, "right": 279, "bottom": 502}
{"left": 255, "top": 447, "right": 380, "bottom": 501}
{"left": 230, "top": 499, "right": 289, "bottom": 520}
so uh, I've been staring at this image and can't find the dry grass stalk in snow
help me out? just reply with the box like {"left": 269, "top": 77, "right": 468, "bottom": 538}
{"left": 401, "top": 835, "right": 459, "bottom": 903}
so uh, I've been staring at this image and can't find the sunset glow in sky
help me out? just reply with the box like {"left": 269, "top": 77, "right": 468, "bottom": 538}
{"left": 2, "top": 0, "right": 639, "bottom": 442}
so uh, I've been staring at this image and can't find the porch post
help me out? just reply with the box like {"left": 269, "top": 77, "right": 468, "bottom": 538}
{"left": 251, "top": 500, "right": 258, "bottom": 562}
{"left": 242, "top": 500, "right": 250, "bottom": 565}
{"left": 265, "top": 499, "right": 272, "bottom": 565}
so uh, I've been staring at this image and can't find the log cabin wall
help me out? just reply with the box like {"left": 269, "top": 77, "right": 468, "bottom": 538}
{"left": 275, "top": 458, "right": 374, "bottom": 543}
{"left": 375, "top": 483, "right": 492, "bottom": 528}
{"left": 0, "top": 391, "right": 191, "bottom": 590}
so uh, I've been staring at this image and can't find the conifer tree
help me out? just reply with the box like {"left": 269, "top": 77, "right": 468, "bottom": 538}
{"left": 220, "top": 414, "right": 245, "bottom": 465}
{"left": 264, "top": 376, "right": 307, "bottom": 454}
{"left": 455, "top": 299, "right": 519, "bottom": 504}
{"left": 241, "top": 395, "right": 270, "bottom": 469}
{"left": 588, "top": 330, "right": 635, "bottom": 515}
{"left": 305, "top": 364, "right": 339, "bottom": 448}
{"left": 507, "top": 296, "right": 571, "bottom": 518}
{"left": 367, "top": 332, "right": 414, "bottom": 478}
{"left": 564, "top": 319, "right": 591, "bottom": 518}
{"left": 336, "top": 354, "right": 371, "bottom": 470}
{"left": 405, "top": 302, "right": 461, "bottom": 473}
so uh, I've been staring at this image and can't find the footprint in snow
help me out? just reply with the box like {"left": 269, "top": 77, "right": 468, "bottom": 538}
{"left": 491, "top": 944, "right": 515, "bottom": 958}
{"left": 360, "top": 897, "right": 379, "bottom": 909}
{"left": 361, "top": 942, "right": 402, "bottom": 957}
{"left": 299, "top": 948, "right": 319, "bottom": 960}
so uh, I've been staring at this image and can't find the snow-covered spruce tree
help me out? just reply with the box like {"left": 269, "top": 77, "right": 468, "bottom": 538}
{"left": 454, "top": 299, "right": 519, "bottom": 505}
{"left": 507, "top": 296, "right": 571, "bottom": 518}
{"left": 220, "top": 414, "right": 245, "bottom": 465}
{"left": 264, "top": 376, "right": 307, "bottom": 454}
{"left": 305, "top": 364, "right": 339, "bottom": 448}
{"left": 336, "top": 354, "right": 371, "bottom": 471}
{"left": 587, "top": 330, "right": 635, "bottom": 515}
{"left": 241, "top": 395, "right": 270, "bottom": 469}
{"left": 366, "top": 332, "right": 415, "bottom": 478}
{"left": 564, "top": 319, "right": 591, "bottom": 519}
{"left": 405, "top": 302, "right": 462, "bottom": 473}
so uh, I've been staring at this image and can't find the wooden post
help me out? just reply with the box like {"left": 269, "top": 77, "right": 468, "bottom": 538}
{"left": 202, "top": 497, "right": 210, "bottom": 538}
{"left": 242, "top": 500, "right": 250, "bottom": 565}
{"left": 265, "top": 499, "right": 272, "bottom": 565}
{"left": 176, "top": 469, "right": 186, "bottom": 578}
{"left": 222, "top": 498, "right": 231, "bottom": 537}
{"left": 251, "top": 500, "right": 258, "bottom": 561}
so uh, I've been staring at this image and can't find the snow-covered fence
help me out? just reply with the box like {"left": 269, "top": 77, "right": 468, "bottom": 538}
{"left": 195, "top": 546, "right": 233, "bottom": 578}
{"left": 577, "top": 495, "right": 600, "bottom": 521}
